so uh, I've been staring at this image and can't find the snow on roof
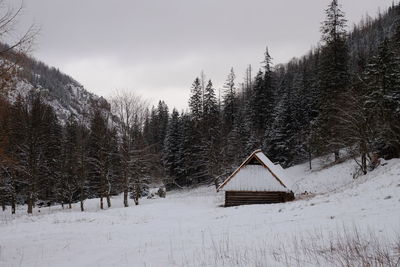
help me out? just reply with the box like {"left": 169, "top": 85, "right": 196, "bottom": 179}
{"left": 255, "top": 151, "right": 285, "bottom": 180}
{"left": 221, "top": 165, "right": 289, "bottom": 192}
{"left": 218, "top": 149, "right": 290, "bottom": 192}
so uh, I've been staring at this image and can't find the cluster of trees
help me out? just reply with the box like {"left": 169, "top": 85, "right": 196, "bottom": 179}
{"left": 268, "top": 0, "right": 400, "bottom": 173}
{"left": 0, "top": 0, "right": 399, "bottom": 213}
{"left": 161, "top": 0, "right": 400, "bottom": 185}
{"left": 0, "top": 90, "right": 163, "bottom": 213}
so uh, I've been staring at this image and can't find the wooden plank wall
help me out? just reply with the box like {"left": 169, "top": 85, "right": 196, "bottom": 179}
{"left": 225, "top": 191, "right": 294, "bottom": 207}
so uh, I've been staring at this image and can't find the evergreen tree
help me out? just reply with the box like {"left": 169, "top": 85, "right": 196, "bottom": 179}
{"left": 88, "top": 109, "right": 113, "bottom": 209}
{"left": 263, "top": 90, "right": 293, "bottom": 166}
{"left": 203, "top": 80, "right": 219, "bottom": 125}
{"left": 155, "top": 101, "right": 169, "bottom": 152}
{"left": 248, "top": 49, "right": 275, "bottom": 137}
{"left": 60, "top": 115, "right": 79, "bottom": 208}
{"left": 0, "top": 97, "right": 14, "bottom": 212}
{"left": 222, "top": 68, "right": 237, "bottom": 133}
{"left": 41, "top": 105, "right": 63, "bottom": 205}
{"left": 364, "top": 34, "right": 400, "bottom": 158}
{"left": 312, "top": 0, "right": 349, "bottom": 160}
{"left": 262, "top": 47, "right": 276, "bottom": 130}
{"left": 75, "top": 119, "right": 90, "bottom": 212}
{"left": 248, "top": 71, "right": 265, "bottom": 133}
{"left": 203, "top": 80, "right": 222, "bottom": 183}
{"left": 176, "top": 113, "right": 195, "bottom": 187}
{"left": 162, "top": 109, "right": 183, "bottom": 184}
{"left": 7, "top": 94, "right": 56, "bottom": 213}
{"left": 189, "top": 78, "right": 203, "bottom": 121}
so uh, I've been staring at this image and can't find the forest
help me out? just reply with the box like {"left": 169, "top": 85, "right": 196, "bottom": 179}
{"left": 0, "top": 0, "right": 399, "bottom": 214}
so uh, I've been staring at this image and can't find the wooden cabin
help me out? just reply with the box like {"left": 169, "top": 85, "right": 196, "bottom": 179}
{"left": 217, "top": 149, "right": 294, "bottom": 207}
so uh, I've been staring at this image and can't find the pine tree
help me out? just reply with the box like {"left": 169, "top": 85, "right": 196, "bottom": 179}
{"left": 162, "top": 109, "right": 183, "bottom": 184}
{"left": 181, "top": 80, "right": 216, "bottom": 185}
{"left": 335, "top": 53, "right": 372, "bottom": 175}
{"left": 203, "top": 80, "right": 218, "bottom": 123}
{"left": 364, "top": 33, "right": 400, "bottom": 158}
{"left": 155, "top": 101, "right": 169, "bottom": 152}
{"left": 263, "top": 90, "right": 293, "bottom": 166}
{"left": 189, "top": 78, "right": 203, "bottom": 121}
{"left": 88, "top": 109, "right": 113, "bottom": 209}
{"left": 248, "top": 71, "right": 265, "bottom": 132}
{"left": 108, "top": 126, "right": 121, "bottom": 196}
{"left": 41, "top": 106, "right": 63, "bottom": 205}
{"left": 203, "top": 80, "right": 222, "bottom": 183}
{"left": 0, "top": 97, "right": 14, "bottom": 212}
{"left": 75, "top": 120, "right": 90, "bottom": 212}
{"left": 61, "top": 115, "right": 79, "bottom": 208}
{"left": 176, "top": 113, "right": 195, "bottom": 187}
{"left": 222, "top": 68, "right": 237, "bottom": 133}
{"left": 7, "top": 94, "right": 56, "bottom": 213}
{"left": 312, "top": 0, "right": 349, "bottom": 160}
{"left": 248, "top": 48, "right": 275, "bottom": 137}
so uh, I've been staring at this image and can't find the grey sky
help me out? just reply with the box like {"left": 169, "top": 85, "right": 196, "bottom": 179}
{"left": 12, "top": 0, "right": 396, "bottom": 110}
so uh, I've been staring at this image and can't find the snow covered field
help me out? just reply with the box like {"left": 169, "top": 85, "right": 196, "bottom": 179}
{"left": 1, "top": 158, "right": 399, "bottom": 267}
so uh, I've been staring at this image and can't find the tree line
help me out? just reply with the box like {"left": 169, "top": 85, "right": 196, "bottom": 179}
{"left": 162, "top": 0, "right": 400, "bottom": 184}
{"left": 1, "top": 0, "right": 400, "bottom": 213}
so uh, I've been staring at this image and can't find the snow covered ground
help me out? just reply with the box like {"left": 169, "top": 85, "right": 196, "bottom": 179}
{"left": 1, "top": 158, "right": 399, "bottom": 266}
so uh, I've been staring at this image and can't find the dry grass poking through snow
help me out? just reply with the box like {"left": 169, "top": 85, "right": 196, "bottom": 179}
{"left": 272, "top": 226, "right": 400, "bottom": 267}
{"left": 173, "top": 226, "right": 400, "bottom": 267}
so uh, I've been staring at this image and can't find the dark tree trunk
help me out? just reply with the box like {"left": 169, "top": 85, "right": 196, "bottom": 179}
{"left": 100, "top": 197, "right": 103, "bottom": 210}
{"left": 334, "top": 151, "right": 340, "bottom": 161}
{"left": 1, "top": 201, "right": 5, "bottom": 211}
{"left": 27, "top": 195, "right": 33, "bottom": 214}
{"left": 309, "top": 151, "right": 312, "bottom": 170}
{"left": 80, "top": 187, "right": 84, "bottom": 212}
{"left": 106, "top": 195, "right": 111, "bottom": 208}
{"left": 123, "top": 190, "right": 128, "bottom": 207}
{"left": 11, "top": 195, "right": 15, "bottom": 214}
{"left": 361, "top": 152, "right": 367, "bottom": 175}
{"left": 214, "top": 178, "right": 219, "bottom": 189}
{"left": 133, "top": 183, "right": 139, "bottom": 205}
{"left": 68, "top": 202, "right": 72, "bottom": 209}
{"left": 123, "top": 171, "right": 129, "bottom": 207}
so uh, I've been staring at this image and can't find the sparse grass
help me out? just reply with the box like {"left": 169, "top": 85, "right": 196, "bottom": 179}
{"left": 172, "top": 226, "right": 400, "bottom": 267}
{"left": 272, "top": 226, "right": 400, "bottom": 267}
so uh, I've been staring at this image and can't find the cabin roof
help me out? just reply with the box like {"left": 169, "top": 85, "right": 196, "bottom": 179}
{"left": 217, "top": 149, "right": 290, "bottom": 192}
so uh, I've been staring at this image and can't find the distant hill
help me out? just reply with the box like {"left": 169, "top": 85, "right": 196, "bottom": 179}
{"left": 0, "top": 42, "right": 110, "bottom": 124}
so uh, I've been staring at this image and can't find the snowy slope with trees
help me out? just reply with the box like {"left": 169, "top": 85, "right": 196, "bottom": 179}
{"left": 0, "top": 157, "right": 399, "bottom": 267}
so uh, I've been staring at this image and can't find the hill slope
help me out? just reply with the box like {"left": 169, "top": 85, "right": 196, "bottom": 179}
{"left": 1, "top": 43, "right": 110, "bottom": 123}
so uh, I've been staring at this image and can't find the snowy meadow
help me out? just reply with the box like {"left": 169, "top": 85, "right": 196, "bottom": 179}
{"left": 1, "top": 158, "right": 399, "bottom": 267}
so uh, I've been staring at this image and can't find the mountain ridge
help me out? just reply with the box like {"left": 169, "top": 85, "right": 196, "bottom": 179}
{"left": 0, "top": 42, "right": 110, "bottom": 124}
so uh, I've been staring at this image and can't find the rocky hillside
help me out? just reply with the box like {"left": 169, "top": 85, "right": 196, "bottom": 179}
{"left": 1, "top": 43, "right": 110, "bottom": 124}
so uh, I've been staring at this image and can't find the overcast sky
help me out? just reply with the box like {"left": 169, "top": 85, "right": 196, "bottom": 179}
{"left": 11, "top": 0, "right": 396, "bottom": 110}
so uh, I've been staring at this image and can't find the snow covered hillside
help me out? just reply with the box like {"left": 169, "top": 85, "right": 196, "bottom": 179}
{"left": 7, "top": 79, "right": 103, "bottom": 124}
{"left": 4, "top": 53, "right": 111, "bottom": 124}
{"left": 0, "top": 159, "right": 399, "bottom": 267}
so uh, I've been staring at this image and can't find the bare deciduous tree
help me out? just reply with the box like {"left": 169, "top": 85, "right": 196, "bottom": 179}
{"left": 110, "top": 91, "right": 149, "bottom": 207}
{"left": 0, "top": 0, "right": 38, "bottom": 96}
